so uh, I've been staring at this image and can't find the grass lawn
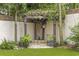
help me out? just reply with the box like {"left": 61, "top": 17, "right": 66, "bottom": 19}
{"left": 0, "top": 48, "right": 79, "bottom": 56}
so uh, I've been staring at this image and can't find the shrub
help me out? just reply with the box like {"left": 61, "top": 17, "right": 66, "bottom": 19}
{"left": 0, "top": 39, "right": 16, "bottom": 49}
{"left": 67, "top": 23, "right": 79, "bottom": 48}
{"left": 47, "top": 34, "right": 55, "bottom": 41}
{"left": 47, "top": 34, "right": 57, "bottom": 47}
{"left": 19, "top": 34, "right": 32, "bottom": 48}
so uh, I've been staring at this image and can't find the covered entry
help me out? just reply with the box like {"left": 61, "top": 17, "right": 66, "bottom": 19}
{"left": 24, "top": 16, "right": 47, "bottom": 40}
{"left": 24, "top": 10, "right": 58, "bottom": 42}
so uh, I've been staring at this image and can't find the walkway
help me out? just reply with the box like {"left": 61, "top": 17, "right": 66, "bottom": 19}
{"left": 28, "top": 44, "right": 53, "bottom": 48}
{"left": 28, "top": 40, "right": 53, "bottom": 48}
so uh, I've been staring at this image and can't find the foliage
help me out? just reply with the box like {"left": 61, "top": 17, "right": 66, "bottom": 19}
{"left": 0, "top": 3, "right": 79, "bottom": 18}
{"left": 0, "top": 39, "right": 16, "bottom": 49}
{"left": 1, "top": 3, "right": 79, "bottom": 21}
{"left": 68, "top": 23, "right": 79, "bottom": 42}
{"left": 19, "top": 34, "right": 32, "bottom": 48}
{"left": 27, "top": 3, "right": 58, "bottom": 21}
{"left": 47, "top": 34, "right": 57, "bottom": 47}
{"left": 47, "top": 34, "right": 55, "bottom": 41}
{"left": 0, "top": 3, "right": 27, "bottom": 20}
{"left": 67, "top": 23, "right": 79, "bottom": 48}
{"left": 1, "top": 3, "right": 79, "bottom": 45}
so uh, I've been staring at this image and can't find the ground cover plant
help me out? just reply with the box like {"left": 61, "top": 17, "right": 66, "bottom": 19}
{"left": 0, "top": 39, "right": 16, "bottom": 49}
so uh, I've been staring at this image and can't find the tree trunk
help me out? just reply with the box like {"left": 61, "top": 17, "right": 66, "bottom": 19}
{"left": 58, "top": 3, "right": 64, "bottom": 46}
{"left": 14, "top": 11, "right": 17, "bottom": 42}
{"left": 8, "top": 5, "right": 10, "bottom": 16}
{"left": 53, "top": 20, "right": 56, "bottom": 40}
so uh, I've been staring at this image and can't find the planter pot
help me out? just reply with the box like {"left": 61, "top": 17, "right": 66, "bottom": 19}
{"left": 19, "top": 42, "right": 29, "bottom": 48}
{"left": 47, "top": 40, "right": 55, "bottom": 47}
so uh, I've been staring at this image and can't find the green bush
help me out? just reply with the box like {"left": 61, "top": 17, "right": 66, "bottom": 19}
{"left": 0, "top": 39, "right": 16, "bottom": 49}
{"left": 47, "top": 34, "right": 54, "bottom": 41}
{"left": 19, "top": 34, "right": 32, "bottom": 48}
{"left": 68, "top": 23, "right": 79, "bottom": 42}
{"left": 67, "top": 23, "right": 79, "bottom": 47}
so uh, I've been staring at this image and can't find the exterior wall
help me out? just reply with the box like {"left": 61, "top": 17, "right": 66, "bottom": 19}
{"left": 64, "top": 13, "right": 79, "bottom": 40}
{"left": 27, "top": 23, "right": 34, "bottom": 40}
{"left": 0, "top": 20, "right": 24, "bottom": 43}
{"left": 45, "top": 20, "right": 60, "bottom": 43}
{"left": 0, "top": 20, "right": 59, "bottom": 43}
{"left": 0, "top": 21, "right": 15, "bottom": 43}
{"left": 45, "top": 21, "right": 53, "bottom": 40}
{"left": 17, "top": 22, "right": 24, "bottom": 41}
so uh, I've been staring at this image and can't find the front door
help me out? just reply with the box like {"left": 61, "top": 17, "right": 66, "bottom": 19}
{"left": 34, "top": 23, "right": 45, "bottom": 40}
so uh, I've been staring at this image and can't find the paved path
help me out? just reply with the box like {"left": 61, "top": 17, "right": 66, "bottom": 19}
{"left": 28, "top": 44, "right": 53, "bottom": 48}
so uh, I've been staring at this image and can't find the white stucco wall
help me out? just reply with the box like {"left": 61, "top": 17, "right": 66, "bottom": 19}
{"left": 17, "top": 22, "right": 24, "bottom": 41}
{"left": 27, "top": 23, "right": 34, "bottom": 40}
{"left": 0, "top": 20, "right": 24, "bottom": 43}
{"left": 45, "top": 21, "right": 53, "bottom": 40}
{"left": 0, "top": 20, "right": 60, "bottom": 43}
{"left": 0, "top": 21, "right": 15, "bottom": 43}
{"left": 64, "top": 13, "right": 79, "bottom": 40}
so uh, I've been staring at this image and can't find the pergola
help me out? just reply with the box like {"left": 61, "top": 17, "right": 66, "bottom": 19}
{"left": 24, "top": 9, "right": 57, "bottom": 40}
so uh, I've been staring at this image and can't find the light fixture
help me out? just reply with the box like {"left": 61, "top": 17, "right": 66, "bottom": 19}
{"left": 42, "top": 24, "right": 46, "bottom": 28}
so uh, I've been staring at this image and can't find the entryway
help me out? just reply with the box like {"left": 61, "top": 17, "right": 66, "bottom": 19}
{"left": 34, "top": 22, "right": 46, "bottom": 40}
{"left": 24, "top": 16, "right": 47, "bottom": 40}
{"left": 29, "top": 18, "right": 48, "bottom": 48}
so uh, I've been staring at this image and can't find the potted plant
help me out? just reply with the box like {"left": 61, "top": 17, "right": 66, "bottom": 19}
{"left": 47, "top": 34, "right": 56, "bottom": 47}
{"left": 19, "top": 34, "right": 32, "bottom": 48}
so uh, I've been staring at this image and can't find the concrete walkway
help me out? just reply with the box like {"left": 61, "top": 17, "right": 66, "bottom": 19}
{"left": 28, "top": 44, "right": 53, "bottom": 48}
